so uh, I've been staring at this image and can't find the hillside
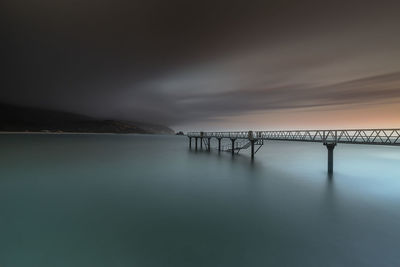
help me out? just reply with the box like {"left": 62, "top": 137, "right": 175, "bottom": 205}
{"left": 0, "top": 104, "right": 174, "bottom": 134}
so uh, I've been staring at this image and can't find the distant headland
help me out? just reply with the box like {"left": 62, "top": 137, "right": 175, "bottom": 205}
{"left": 0, "top": 103, "right": 174, "bottom": 135}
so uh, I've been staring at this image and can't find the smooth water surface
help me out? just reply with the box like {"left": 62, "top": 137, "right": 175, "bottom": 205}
{"left": 1, "top": 134, "right": 400, "bottom": 267}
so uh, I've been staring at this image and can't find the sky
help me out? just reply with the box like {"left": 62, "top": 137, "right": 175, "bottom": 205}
{"left": 2, "top": 0, "right": 400, "bottom": 131}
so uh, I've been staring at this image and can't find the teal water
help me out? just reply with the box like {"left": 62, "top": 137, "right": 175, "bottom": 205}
{"left": 1, "top": 134, "right": 400, "bottom": 267}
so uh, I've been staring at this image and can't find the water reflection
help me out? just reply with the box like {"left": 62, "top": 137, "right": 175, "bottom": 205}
{"left": 0, "top": 134, "right": 399, "bottom": 267}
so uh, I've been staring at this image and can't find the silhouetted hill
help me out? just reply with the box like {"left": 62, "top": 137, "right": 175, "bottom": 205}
{"left": 0, "top": 104, "right": 174, "bottom": 134}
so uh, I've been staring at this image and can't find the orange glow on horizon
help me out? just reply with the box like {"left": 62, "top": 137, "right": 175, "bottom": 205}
{"left": 178, "top": 101, "right": 400, "bottom": 131}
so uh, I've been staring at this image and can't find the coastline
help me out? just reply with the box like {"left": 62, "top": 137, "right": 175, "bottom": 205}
{"left": 0, "top": 131, "right": 174, "bottom": 135}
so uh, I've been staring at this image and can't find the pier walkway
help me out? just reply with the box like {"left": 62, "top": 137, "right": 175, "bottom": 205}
{"left": 186, "top": 129, "right": 400, "bottom": 174}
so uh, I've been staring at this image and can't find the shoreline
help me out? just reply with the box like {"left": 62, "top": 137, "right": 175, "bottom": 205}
{"left": 0, "top": 131, "right": 174, "bottom": 135}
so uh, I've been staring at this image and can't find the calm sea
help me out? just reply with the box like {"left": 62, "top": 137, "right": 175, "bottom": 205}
{"left": 1, "top": 134, "right": 400, "bottom": 267}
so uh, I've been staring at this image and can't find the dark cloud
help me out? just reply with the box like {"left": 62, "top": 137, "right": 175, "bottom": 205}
{"left": 174, "top": 72, "right": 400, "bottom": 120}
{"left": 2, "top": 0, "right": 400, "bottom": 127}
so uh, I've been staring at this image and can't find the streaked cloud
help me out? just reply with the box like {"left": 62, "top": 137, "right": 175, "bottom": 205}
{"left": 2, "top": 0, "right": 400, "bottom": 129}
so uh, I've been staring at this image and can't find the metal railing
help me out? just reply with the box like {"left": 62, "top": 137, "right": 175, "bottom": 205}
{"left": 187, "top": 129, "right": 400, "bottom": 146}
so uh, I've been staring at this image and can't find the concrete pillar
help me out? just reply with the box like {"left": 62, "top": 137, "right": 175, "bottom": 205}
{"left": 324, "top": 143, "right": 336, "bottom": 174}
{"left": 195, "top": 137, "right": 198, "bottom": 150}
{"left": 218, "top": 138, "right": 221, "bottom": 151}
{"left": 207, "top": 138, "right": 211, "bottom": 151}
{"left": 231, "top": 139, "right": 235, "bottom": 156}
{"left": 250, "top": 140, "right": 255, "bottom": 159}
{"left": 189, "top": 137, "right": 192, "bottom": 149}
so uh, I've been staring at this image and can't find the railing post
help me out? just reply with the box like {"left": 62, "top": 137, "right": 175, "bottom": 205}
{"left": 324, "top": 143, "right": 336, "bottom": 174}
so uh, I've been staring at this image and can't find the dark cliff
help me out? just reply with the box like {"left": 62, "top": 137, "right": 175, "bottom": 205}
{"left": 0, "top": 104, "right": 174, "bottom": 134}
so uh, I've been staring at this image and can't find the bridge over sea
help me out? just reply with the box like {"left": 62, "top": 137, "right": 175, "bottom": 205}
{"left": 186, "top": 129, "right": 400, "bottom": 174}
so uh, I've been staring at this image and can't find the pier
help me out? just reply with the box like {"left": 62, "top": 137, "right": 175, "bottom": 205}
{"left": 187, "top": 129, "right": 400, "bottom": 174}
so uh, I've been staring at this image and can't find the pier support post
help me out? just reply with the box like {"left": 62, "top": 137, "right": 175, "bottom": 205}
{"left": 231, "top": 139, "right": 236, "bottom": 156}
{"left": 248, "top": 131, "right": 255, "bottom": 160}
{"left": 195, "top": 137, "right": 198, "bottom": 150}
{"left": 324, "top": 143, "right": 336, "bottom": 174}
{"left": 200, "top": 131, "right": 204, "bottom": 150}
{"left": 218, "top": 138, "right": 221, "bottom": 152}
{"left": 207, "top": 138, "right": 211, "bottom": 151}
{"left": 250, "top": 140, "right": 255, "bottom": 159}
{"left": 189, "top": 137, "right": 192, "bottom": 149}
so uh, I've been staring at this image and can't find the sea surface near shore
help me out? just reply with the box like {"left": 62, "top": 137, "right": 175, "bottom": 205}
{"left": 0, "top": 133, "right": 400, "bottom": 267}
